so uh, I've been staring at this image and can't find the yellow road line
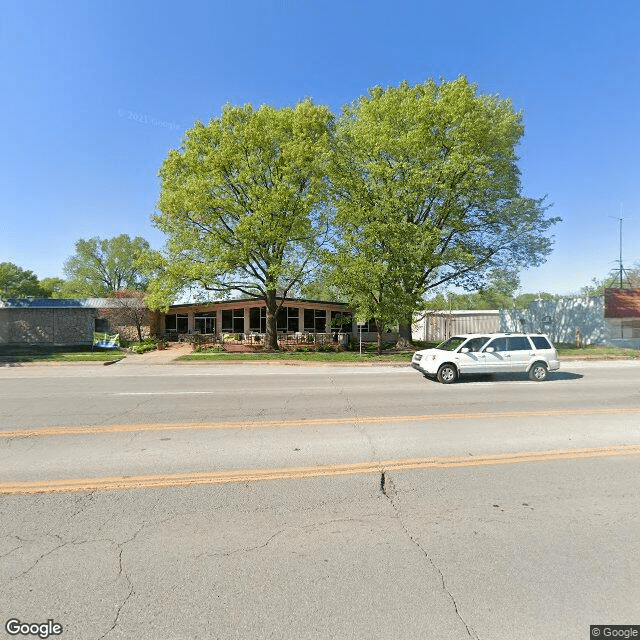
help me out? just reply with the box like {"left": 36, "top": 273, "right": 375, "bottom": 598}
{"left": 2, "top": 406, "right": 639, "bottom": 439}
{"left": 2, "top": 445, "right": 640, "bottom": 495}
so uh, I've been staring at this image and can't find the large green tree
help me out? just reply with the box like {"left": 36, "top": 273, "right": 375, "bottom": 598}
{"left": 147, "top": 100, "right": 333, "bottom": 350}
{"left": 63, "top": 234, "right": 151, "bottom": 297}
{"left": 0, "top": 262, "right": 47, "bottom": 298}
{"left": 328, "top": 76, "right": 560, "bottom": 347}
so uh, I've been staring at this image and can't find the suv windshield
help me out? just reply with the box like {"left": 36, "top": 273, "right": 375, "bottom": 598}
{"left": 436, "top": 336, "right": 466, "bottom": 351}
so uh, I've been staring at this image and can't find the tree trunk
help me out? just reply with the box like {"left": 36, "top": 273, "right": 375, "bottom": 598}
{"left": 395, "top": 320, "right": 414, "bottom": 350}
{"left": 264, "top": 291, "right": 279, "bottom": 351}
{"left": 375, "top": 320, "right": 383, "bottom": 355}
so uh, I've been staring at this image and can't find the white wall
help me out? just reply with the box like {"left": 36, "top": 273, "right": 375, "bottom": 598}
{"left": 500, "top": 296, "right": 640, "bottom": 348}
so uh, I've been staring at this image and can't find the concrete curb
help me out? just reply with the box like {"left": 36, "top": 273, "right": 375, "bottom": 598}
{"left": 4, "top": 355, "right": 638, "bottom": 368}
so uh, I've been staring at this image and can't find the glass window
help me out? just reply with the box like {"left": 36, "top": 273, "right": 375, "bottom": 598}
{"left": 233, "top": 309, "right": 244, "bottom": 333}
{"left": 331, "top": 311, "right": 353, "bottom": 331}
{"left": 508, "top": 336, "right": 532, "bottom": 351}
{"left": 437, "top": 336, "right": 466, "bottom": 351}
{"left": 484, "top": 337, "right": 507, "bottom": 352}
{"left": 277, "top": 307, "right": 287, "bottom": 332}
{"left": 195, "top": 312, "right": 216, "bottom": 334}
{"left": 249, "top": 307, "right": 266, "bottom": 332}
{"left": 355, "top": 319, "right": 376, "bottom": 332}
{"left": 530, "top": 336, "right": 552, "bottom": 349}
{"left": 287, "top": 308, "right": 300, "bottom": 332}
{"left": 221, "top": 310, "right": 233, "bottom": 332}
{"left": 95, "top": 318, "right": 109, "bottom": 332}
{"left": 304, "top": 309, "right": 327, "bottom": 332}
{"left": 304, "top": 308, "right": 315, "bottom": 331}
{"left": 462, "top": 336, "right": 490, "bottom": 352}
{"left": 314, "top": 309, "right": 326, "bottom": 332}
{"left": 165, "top": 314, "right": 176, "bottom": 331}
{"left": 176, "top": 314, "right": 188, "bottom": 333}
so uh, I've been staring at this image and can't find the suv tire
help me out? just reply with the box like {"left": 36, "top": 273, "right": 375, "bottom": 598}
{"left": 529, "top": 362, "right": 548, "bottom": 381}
{"left": 437, "top": 364, "right": 458, "bottom": 384}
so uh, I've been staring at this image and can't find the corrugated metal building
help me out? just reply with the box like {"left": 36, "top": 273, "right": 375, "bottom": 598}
{"left": 412, "top": 310, "right": 501, "bottom": 343}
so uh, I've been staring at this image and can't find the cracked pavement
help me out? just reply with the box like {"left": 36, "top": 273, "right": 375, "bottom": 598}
{"left": 2, "top": 363, "right": 640, "bottom": 638}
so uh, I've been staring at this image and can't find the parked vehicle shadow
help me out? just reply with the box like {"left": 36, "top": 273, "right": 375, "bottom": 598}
{"left": 422, "top": 371, "right": 584, "bottom": 383}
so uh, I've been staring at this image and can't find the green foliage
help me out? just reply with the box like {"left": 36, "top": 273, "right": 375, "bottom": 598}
{"left": 423, "top": 269, "right": 556, "bottom": 310}
{"left": 63, "top": 234, "right": 151, "bottom": 297}
{"left": 38, "top": 277, "right": 69, "bottom": 298}
{"left": 327, "top": 76, "right": 560, "bottom": 338}
{"left": 127, "top": 337, "right": 158, "bottom": 354}
{"left": 0, "top": 262, "right": 47, "bottom": 298}
{"left": 147, "top": 100, "right": 334, "bottom": 350}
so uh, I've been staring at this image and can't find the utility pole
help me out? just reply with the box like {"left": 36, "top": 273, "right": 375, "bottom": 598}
{"left": 608, "top": 216, "right": 631, "bottom": 289}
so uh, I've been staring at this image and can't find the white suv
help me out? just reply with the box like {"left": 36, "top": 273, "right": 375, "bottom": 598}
{"left": 411, "top": 333, "right": 560, "bottom": 383}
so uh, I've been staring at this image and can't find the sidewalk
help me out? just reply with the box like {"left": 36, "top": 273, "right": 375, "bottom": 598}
{"left": 116, "top": 342, "right": 193, "bottom": 365}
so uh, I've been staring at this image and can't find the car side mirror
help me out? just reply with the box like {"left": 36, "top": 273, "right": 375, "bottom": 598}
{"left": 485, "top": 347, "right": 495, "bottom": 353}
{"left": 460, "top": 347, "right": 469, "bottom": 353}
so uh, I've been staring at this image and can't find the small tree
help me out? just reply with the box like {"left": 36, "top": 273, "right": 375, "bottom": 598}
{"left": 101, "top": 290, "right": 150, "bottom": 342}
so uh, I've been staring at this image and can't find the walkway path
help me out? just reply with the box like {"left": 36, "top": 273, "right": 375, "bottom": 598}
{"left": 118, "top": 342, "right": 193, "bottom": 365}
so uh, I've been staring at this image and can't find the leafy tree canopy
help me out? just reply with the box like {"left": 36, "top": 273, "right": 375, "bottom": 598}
{"left": 63, "top": 234, "right": 151, "bottom": 297}
{"left": 0, "top": 262, "right": 47, "bottom": 298}
{"left": 326, "top": 76, "right": 560, "bottom": 346}
{"left": 147, "top": 99, "right": 334, "bottom": 350}
{"left": 38, "top": 277, "right": 69, "bottom": 298}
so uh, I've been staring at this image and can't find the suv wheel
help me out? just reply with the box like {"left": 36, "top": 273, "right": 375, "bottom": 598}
{"left": 437, "top": 364, "right": 458, "bottom": 384}
{"left": 529, "top": 362, "right": 548, "bottom": 381}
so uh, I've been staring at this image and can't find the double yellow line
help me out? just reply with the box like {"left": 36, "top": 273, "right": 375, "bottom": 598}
{"left": 2, "top": 406, "right": 639, "bottom": 439}
{"left": 2, "top": 406, "right": 639, "bottom": 495}
{"left": 2, "top": 445, "right": 640, "bottom": 495}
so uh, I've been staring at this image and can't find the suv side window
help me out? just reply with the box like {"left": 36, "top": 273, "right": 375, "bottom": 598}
{"left": 508, "top": 336, "right": 532, "bottom": 351}
{"left": 484, "top": 337, "right": 507, "bottom": 352}
{"left": 463, "top": 336, "right": 490, "bottom": 352}
{"left": 530, "top": 336, "right": 552, "bottom": 349}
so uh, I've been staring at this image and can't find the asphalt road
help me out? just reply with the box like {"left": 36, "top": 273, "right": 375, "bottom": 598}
{"left": 1, "top": 360, "right": 640, "bottom": 639}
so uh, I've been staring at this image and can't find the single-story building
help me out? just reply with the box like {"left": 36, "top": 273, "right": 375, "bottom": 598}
{"left": 0, "top": 297, "right": 384, "bottom": 347}
{"left": 0, "top": 298, "right": 160, "bottom": 346}
{"left": 162, "top": 298, "right": 383, "bottom": 342}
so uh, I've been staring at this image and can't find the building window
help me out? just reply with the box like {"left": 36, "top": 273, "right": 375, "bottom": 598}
{"left": 221, "top": 310, "right": 232, "bottom": 332}
{"left": 222, "top": 309, "right": 244, "bottom": 333}
{"left": 249, "top": 307, "right": 266, "bottom": 333}
{"left": 622, "top": 319, "right": 640, "bottom": 338}
{"left": 195, "top": 312, "right": 216, "bottom": 334}
{"left": 233, "top": 309, "right": 244, "bottom": 333}
{"left": 331, "top": 311, "right": 353, "bottom": 332}
{"left": 165, "top": 313, "right": 188, "bottom": 333}
{"left": 276, "top": 307, "right": 300, "bottom": 332}
{"left": 95, "top": 318, "right": 109, "bottom": 332}
{"left": 304, "top": 308, "right": 327, "bottom": 332}
{"left": 356, "top": 319, "right": 376, "bottom": 332}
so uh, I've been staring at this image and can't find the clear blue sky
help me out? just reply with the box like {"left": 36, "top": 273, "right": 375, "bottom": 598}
{"left": 1, "top": 0, "right": 639, "bottom": 295}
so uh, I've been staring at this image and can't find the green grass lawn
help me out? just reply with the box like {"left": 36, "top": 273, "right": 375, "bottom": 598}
{"left": 179, "top": 341, "right": 640, "bottom": 363}
{"left": 0, "top": 345, "right": 126, "bottom": 362}
{"left": 178, "top": 350, "right": 413, "bottom": 363}
{"left": 555, "top": 344, "right": 640, "bottom": 358}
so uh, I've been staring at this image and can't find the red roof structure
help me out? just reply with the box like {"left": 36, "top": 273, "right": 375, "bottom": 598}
{"left": 604, "top": 288, "right": 640, "bottom": 318}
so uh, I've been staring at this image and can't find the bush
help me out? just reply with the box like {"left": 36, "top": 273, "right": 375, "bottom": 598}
{"left": 127, "top": 337, "right": 158, "bottom": 354}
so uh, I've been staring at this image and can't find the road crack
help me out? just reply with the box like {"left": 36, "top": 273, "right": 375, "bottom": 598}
{"left": 380, "top": 471, "right": 479, "bottom": 640}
